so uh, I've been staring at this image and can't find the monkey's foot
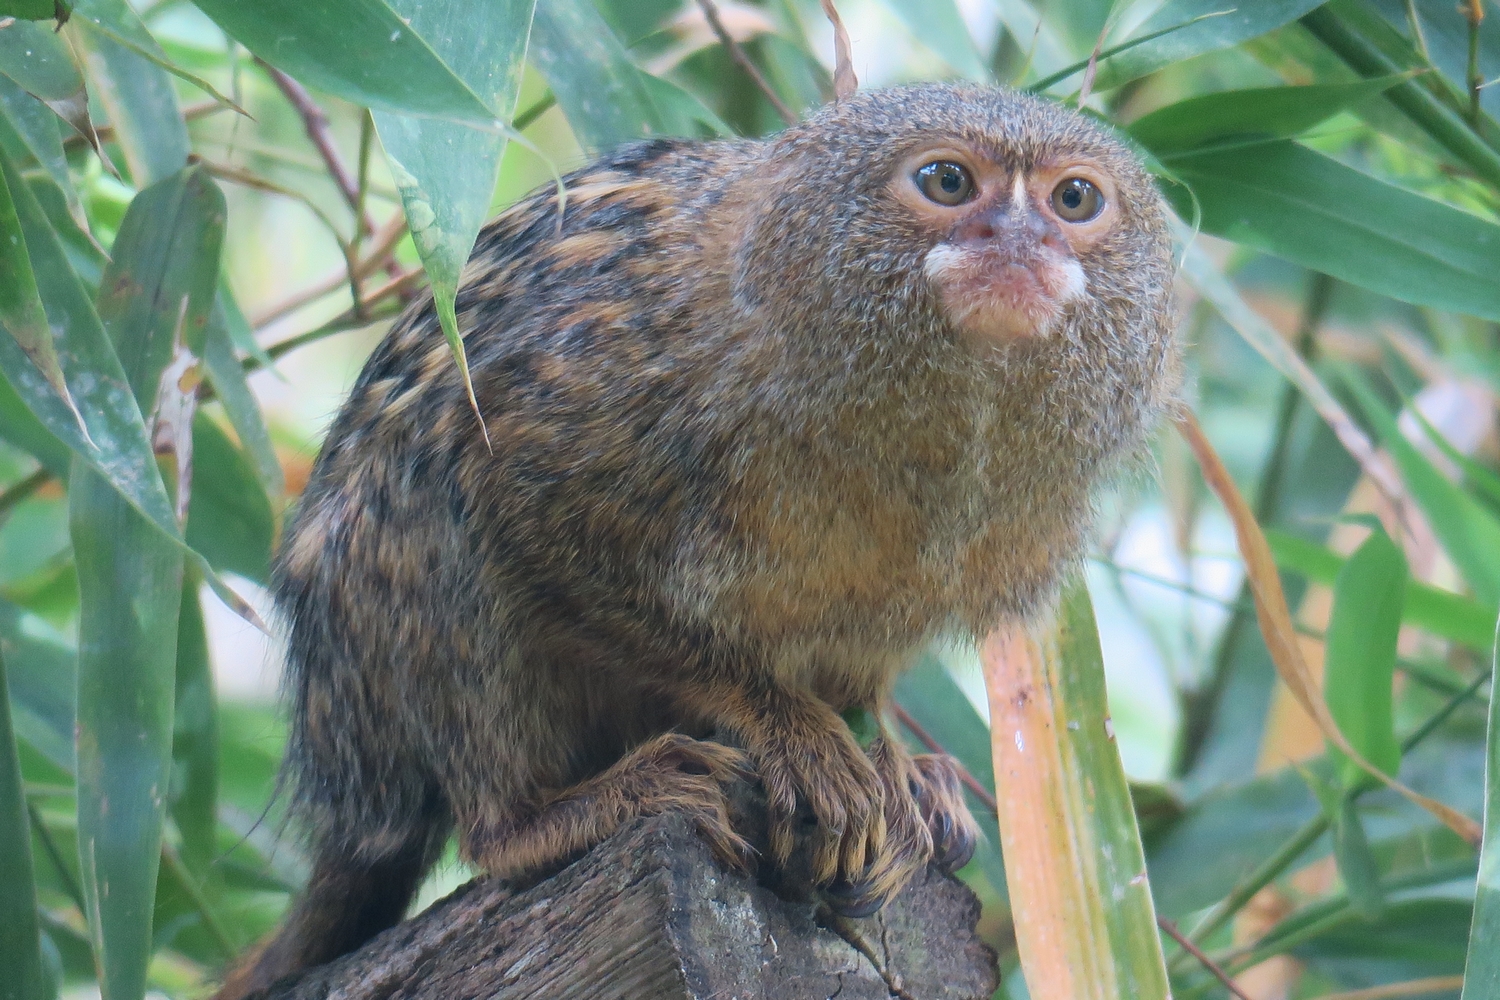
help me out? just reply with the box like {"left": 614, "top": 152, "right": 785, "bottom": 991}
{"left": 822, "top": 748, "right": 979, "bottom": 917}
{"left": 909, "top": 753, "right": 979, "bottom": 874}
{"left": 467, "top": 733, "right": 753, "bottom": 881}
{"left": 746, "top": 697, "right": 886, "bottom": 892}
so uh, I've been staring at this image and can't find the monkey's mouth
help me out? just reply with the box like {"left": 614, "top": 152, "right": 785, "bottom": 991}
{"left": 922, "top": 243, "right": 1085, "bottom": 348}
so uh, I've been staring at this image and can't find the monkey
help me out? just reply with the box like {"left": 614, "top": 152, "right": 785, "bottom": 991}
{"left": 216, "top": 82, "right": 1178, "bottom": 998}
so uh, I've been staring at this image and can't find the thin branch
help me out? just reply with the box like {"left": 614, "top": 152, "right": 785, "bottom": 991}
{"left": 28, "top": 801, "right": 86, "bottom": 913}
{"left": 201, "top": 159, "right": 346, "bottom": 240}
{"left": 1312, "top": 975, "right": 1466, "bottom": 1000}
{"left": 695, "top": 0, "right": 797, "bottom": 125}
{"left": 250, "top": 211, "right": 409, "bottom": 330}
{"left": 889, "top": 702, "right": 999, "bottom": 816}
{"left": 1402, "top": 0, "right": 1430, "bottom": 59}
{"left": 201, "top": 158, "right": 364, "bottom": 305}
{"left": 1158, "top": 917, "right": 1253, "bottom": 1000}
{"left": 161, "top": 841, "right": 237, "bottom": 958}
{"left": 0, "top": 467, "right": 52, "bottom": 521}
{"left": 351, "top": 109, "right": 375, "bottom": 263}
{"left": 63, "top": 98, "right": 224, "bottom": 150}
{"left": 1465, "top": 0, "right": 1485, "bottom": 124}
{"left": 255, "top": 272, "right": 421, "bottom": 368}
{"left": 257, "top": 58, "right": 374, "bottom": 237}
{"left": 513, "top": 91, "right": 557, "bottom": 132}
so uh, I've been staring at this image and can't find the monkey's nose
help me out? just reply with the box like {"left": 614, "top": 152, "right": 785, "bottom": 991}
{"left": 951, "top": 204, "right": 1065, "bottom": 254}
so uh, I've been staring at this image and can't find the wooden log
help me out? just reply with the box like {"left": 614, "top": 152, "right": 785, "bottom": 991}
{"left": 257, "top": 809, "right": 999, "bottom": 1000}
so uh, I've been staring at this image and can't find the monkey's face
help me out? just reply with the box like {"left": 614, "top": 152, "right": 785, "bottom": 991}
{"left": 889, "top": 144, "right": 1120, "bottom": 350}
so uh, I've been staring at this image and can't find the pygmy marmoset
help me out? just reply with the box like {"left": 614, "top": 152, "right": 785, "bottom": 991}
{"left": 220, "top": 83, "right": 1178, "bottom": 997}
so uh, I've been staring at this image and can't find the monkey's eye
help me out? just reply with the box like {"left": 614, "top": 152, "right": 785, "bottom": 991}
{"left": 915, "top": 161, "right": 974, "bottom": 206}
{"left": 1051, "top": 177, "right": 1103, "bottom": 223}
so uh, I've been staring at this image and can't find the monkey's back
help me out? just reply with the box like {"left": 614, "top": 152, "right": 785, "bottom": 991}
{"left": 273, "top": 139, "right": 774, "bottom": 853}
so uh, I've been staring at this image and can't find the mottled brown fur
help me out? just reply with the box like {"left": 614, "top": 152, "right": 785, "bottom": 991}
{"left": 218, "top": 84, "right": 1176, "bottom": 997}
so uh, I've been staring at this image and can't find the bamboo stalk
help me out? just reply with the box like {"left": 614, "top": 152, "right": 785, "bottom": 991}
{"left": 983, "top": 581, "right": 1170, "bottom": 1000}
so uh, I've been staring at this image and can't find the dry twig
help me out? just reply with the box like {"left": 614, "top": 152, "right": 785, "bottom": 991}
{"left": 257, "top": 58, "right": 375, "bottom": 237}
{"left": 63, "top": 98, "right": 224, "bottom": 150}
{"left": 819, "top": 0, "right": 857, "bottom": 100}
{"left": 694, "top": 0, "right": 797, "bottom": 125}
{"left": 251, "top": 212, "right": 410, "bottom": 330}
{"left": 1157, "top": 917, "right": 1253, "bottom": 1000}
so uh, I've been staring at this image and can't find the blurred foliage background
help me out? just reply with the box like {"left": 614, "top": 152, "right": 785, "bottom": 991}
{"left": 0, "top": 0, "right": 1497, "bottom": 998}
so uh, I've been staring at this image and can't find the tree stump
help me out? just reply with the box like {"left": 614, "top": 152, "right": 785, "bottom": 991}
{"left": 256, "top": 808, "right": 999, "bottom": 1000}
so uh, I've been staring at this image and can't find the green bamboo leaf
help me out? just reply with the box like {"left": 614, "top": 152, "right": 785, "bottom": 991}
{"left": 0, "top": 597, "right": 74, "bottom": 774}
{"left": 1267, "top": 528, "right": 1496, "bottom": 650}
{"left": 1343, "top": 373, "right": 1500, "bottom": 607}
{"left": 0, "top": 1, "right": 57, "bottom": 19}
{"left": 0, "top": 146, "right": 83, "bottom": 438}
{"left": 1305, "top": 768, "right": 1385, "bottom": 920}
{"left": 1324, "top": 528, "right": 1406, "bottom": 789}
{"left": 212, "top": 278, "right": 271, "bottom": 371}
{"left": 1461, "top": 623, "right": 1500, "bottom": 998}
{"left": 373, "top": 0, "right": 535, "bottom": 450}
{"left": 1299, "top": 2, "right": 1500, "bottom": 192}
{"left": 65, "top": 0, "right": 244, "bottom": 113}
{"left": 0, "top": 143, "right": 180, "bottom": 533}
{"left": 1035, "top": 0, "right": 1111, "bottom": 58}
{"left": 71, "top": 461, "right": 182, "bottom": 1000}
{"left": 0, "top": 160, "right": 261, "bottom": 620}
{"left": 67, "top": 13, "right": 187, "bottom": 187}
{"left": 185, "top": 413, "right": 272, "bottom": 584}
{"left": 984, "top": 580, "right": 1168, "bottom": 997}
{"left": 0, "top": 17, "right": 79, "bottom": 100}
{"left": 1086, "top": 0, "right": 1327, "bottom": 92}
{"left": 591, "top": 0, "right": 679, "bottom": 44}
{"left": 1128, "top": 77, "right": 1407, "bottom": 153}
{"left": 190, "top": 0, "right": 502, "bottom": 128}
{"left": 0, "top": 18, "right": 105, "bottom": 183}
{"left": 95, "top": 164, "right": 224, "bottom": 386}
{"left": 72, "top": 158, "right": 222, "bottom": 1000}
{"left": 1, "top": 648, "right": 51, "bottom": 1000}
{"left": 1145, "top": 768, "right": 1317, "bottom": 918}
{"left": 170, "top": 573, "right": 216, "bottom": 874}
{"left": 529, "top": 0, "right": 663, "bottom": 151}
{"left": 201, "top": 304, "right": 281, "bottom": 499}
{"left": 872, "top": 0, "right": 987, "bottom": 80}
{"left": 1409, "top": 410, "right": 1500, "bottom": 514}
{"left": 0, "top": 75, "right": 89, "bottom": 237}
{"left": 635, "top": 73, "right": 731, "bottom": 137}
{"left": 1164, "top": 141, "right": 1500, "bottom": 322}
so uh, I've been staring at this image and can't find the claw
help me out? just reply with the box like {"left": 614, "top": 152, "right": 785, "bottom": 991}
{"left": 824, "top": 877, "right": 885, "bottom": 918}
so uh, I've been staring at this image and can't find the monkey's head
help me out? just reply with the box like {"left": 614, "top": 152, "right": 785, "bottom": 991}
{"left": 733, "top": 84, "right": 1175, "bottom": 379}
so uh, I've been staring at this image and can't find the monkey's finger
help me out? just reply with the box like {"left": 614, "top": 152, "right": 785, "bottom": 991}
{"left": 759, "top": 763, "right": 802, "bottom": 866}
{"left": 824, "top": 877, "right": 885, "bottom": 918}
{"left": 690, "top": 808, "right": 756, "bottom": 874}
{"left": 931, "top": 809, "right": 977, "bottom": 874}
{"left": 837, "top": 807, "right": 880, "bottom": 881}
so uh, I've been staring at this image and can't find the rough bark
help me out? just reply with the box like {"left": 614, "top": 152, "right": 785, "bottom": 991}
{"left": 256, "top": 810, "right": 999, "bottom": 1000}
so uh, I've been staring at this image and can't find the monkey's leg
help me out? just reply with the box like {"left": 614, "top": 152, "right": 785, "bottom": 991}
{"left": 461, "top": 733, "right": 752, "bottom": 881}
{"left": 679, "top": 683, "right": 887, "bottom": 892}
